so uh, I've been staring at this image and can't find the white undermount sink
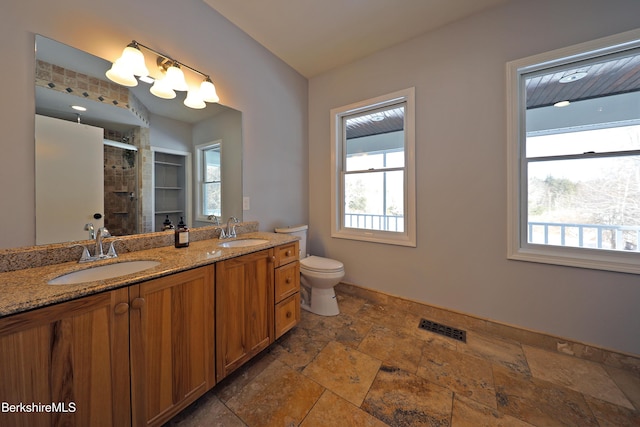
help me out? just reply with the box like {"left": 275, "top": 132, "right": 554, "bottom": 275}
{"left": 218, "top": 239, "right": 269, "bottom": 248}
{"left": 48, "top": 260, "right": 161, "bottom": 285}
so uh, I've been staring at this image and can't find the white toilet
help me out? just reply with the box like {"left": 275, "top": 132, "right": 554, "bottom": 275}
{"left": 274, "top": 225, "right": 344, "bottom": 316}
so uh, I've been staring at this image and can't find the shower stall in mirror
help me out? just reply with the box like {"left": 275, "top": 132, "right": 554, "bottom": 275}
{"left": 103, "top": 137, "right": 139, "bottom": 236}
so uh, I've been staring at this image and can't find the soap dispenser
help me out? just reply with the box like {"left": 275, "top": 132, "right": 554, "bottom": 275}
{"left": 162, "top": 215, "right": 174, "bottom": 231}
{"left": 175, "top": 217, "right": 190, "bottom": 248}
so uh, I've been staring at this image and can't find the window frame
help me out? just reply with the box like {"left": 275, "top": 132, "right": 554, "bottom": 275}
{"left": 506, "top": 29, "right": 640, "bottom": 274}
{"left": 194, "top": 140, "right": 222, "bottom": 222}
{"left": 331, "top": 88, "right": 416, "bottom": 247}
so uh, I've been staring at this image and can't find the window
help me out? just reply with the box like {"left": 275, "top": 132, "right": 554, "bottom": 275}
{"left": 195, "top": 141, "right": 222, "bottom": 221}
{"left": 507, "top": 29, "right": 640, "bottom": 274}
{"left": 331, "top": 88, "right": 416, "bottom": 246}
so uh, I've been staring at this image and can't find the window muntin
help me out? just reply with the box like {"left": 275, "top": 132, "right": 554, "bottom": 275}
{"left": 507, "top": 29, "right": 640, "bottom": 274}
{"left": 331, "top": 88, "right": 416, "bottom": 246}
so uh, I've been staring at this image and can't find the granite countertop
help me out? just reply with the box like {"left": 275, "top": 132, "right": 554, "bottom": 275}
{"left": 0, "top": 232, "right": 298, "bottom": 318}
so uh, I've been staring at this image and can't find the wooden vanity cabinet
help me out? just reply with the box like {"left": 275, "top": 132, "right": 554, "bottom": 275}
{"left": 0, "top": 265, "right": 215, "bottom": 427}
{"left": 0, "top": 287, "right": 131, "bottom": 427}
{"left": 129, "top": 265, "right": 215, "bottom": 427}
{"left": 215, "top": 249, "right": 274, "bottom": 382}
{"left": 0, "top": 241, "right": 299, "bottom": 425}
{"left": 274, "top": 241, "right": 300, "bottom": 339}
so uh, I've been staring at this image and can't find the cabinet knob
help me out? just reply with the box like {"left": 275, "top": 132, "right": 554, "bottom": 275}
{"left": 114, "top": 302, "right": 129, "bottom": 314}
{"left": 286, "top": 311, "right": 292, "bottom": 319}
{"left": 131, "top": 297, "right": 145, "bottom": 310}
{"left": 286, "top": 250, "right": 292, "bottom": 256}
{"left": 285, "top": 277, "right": 292, "bottom": 284}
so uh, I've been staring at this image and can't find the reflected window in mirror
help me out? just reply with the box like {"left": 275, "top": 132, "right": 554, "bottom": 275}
{"left": 196, "top": 141, "right": 222, "bottom": 220}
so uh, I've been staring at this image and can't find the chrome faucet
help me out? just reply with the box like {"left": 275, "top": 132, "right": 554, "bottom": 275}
{"left": 73, "top": 226, "right": 118, "bottom": 263}
{"left": 221, "top": 216, "right": 239, "bottom": 239}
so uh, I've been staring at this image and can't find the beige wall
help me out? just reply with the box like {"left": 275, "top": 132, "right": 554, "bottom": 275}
{"left": 0, "top": 0, "right": 308, "bottom": 248}
{"left": 308, "top": 0, "right": 640, "bottom": 355}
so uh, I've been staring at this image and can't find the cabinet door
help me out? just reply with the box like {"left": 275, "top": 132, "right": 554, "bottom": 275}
{"left": 216, "top": 249, "right": 274, "bottom": 381}
{"left": 0, "top": 288, "right": 131, "bottom": 427}
{"left": 129, "top": 266, "right": 215, "bottom": 427}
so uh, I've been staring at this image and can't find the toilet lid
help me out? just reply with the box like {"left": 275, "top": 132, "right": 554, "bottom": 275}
{"left": 301, "top": 255, "right": 344, "bottom": 273}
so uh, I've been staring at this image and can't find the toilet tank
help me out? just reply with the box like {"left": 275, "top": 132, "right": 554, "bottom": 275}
{"left": 274, "top": 224, "right": 308, "bottom": 259}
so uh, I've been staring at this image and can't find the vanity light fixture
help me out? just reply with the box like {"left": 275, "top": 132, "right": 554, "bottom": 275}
{"left": 184, "top": 88, "right": 206, "bottom": 109}
{"left": 71, "top": 105, "right": 87, "bottom": 111}
{"left": 106, "top": 40, "right": 220, "bottom": 109}
{"left": 150, "top": 76, "right": 177, "bottom": 99}
{"left": 105, "top": 41, "right": 149, "bottom": 87}
{"left": 554, "top": 100, "right": 571, "bottom": 107}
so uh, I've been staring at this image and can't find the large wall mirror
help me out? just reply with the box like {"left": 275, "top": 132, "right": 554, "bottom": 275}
{"left": 34, "top": 35, "right": 242, "bottom": 245}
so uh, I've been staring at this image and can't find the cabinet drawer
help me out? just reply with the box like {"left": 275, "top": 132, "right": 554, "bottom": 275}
{"left": 275, "top": 241, "right": 299, "bottom": 267}
{"left": 275, "top": 293, "right": 300, "bottom": 339}
{"left": 275, "top": 261, "right": 300, "bottom": 302}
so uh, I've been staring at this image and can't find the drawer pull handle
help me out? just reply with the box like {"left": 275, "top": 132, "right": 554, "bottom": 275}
{"left": 286, "top": 311, "right": 292, "bottom": 318}
{"left": 114, "top": 302, "right": 129, "bottom": 314}
{"left": 286, "top": 277, "right": 292, "bottom": 284}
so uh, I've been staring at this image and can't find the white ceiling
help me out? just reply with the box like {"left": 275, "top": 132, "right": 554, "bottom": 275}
{"left": 203, "top": 0, "right": 510, "bottom": 78}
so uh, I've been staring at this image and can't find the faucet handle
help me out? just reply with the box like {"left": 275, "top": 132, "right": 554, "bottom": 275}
{"left": 107, "top": 241, "right": 119, "bottom": 258}
{"left": 69, "top": 244, "right": 91, "bottom": 263}
{"left": 218, "top": 227, "right": 227, "bottom": 239}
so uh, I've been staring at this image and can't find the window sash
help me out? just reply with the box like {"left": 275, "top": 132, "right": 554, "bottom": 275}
{"left": 507, "top": 29, "right": 640, "bottom": 274}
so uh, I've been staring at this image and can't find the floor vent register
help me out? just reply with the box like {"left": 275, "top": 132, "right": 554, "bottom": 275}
{"left": 418, "top": 318, "right": 467, "bottom": 343}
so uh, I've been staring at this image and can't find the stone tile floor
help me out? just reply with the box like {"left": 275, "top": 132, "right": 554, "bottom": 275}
{"left": 166, "top": 289, "right": 640, "bottom": 427}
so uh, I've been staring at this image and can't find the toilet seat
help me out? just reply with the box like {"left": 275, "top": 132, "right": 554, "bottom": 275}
{"left": 301, "top": 256, "right": 344, "bottom": 274}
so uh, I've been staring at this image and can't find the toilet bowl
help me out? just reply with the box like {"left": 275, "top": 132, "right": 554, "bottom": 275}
{"left": 274, "top": 225, "right": 344, "bottom": 316}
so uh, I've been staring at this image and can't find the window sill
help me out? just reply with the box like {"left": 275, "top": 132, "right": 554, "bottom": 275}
{"left": 508, "top": 244, "right": 640, "bottom": 275}
{"left": 332, "top": 229, "right": 416, "bottom": 247}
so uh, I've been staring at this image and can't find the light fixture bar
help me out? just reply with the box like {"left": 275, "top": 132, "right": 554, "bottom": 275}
{"left": 131, "top": 40, "right": 214, "bottom": 83}
{"left": 106, "top": 40, "right": 220, "bottom": 108}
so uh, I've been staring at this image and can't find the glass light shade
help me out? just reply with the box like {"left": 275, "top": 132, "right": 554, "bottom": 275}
{"left": 164, "top": 65, "right": 188, "bottom": 91}
{"left": 119, "top": 46, "right": 149, "bottom": 77}
{"left": 199, "top": 79, "right": 219, "bottom": 103}
{"left": 105, "top": 60, "right": 138, "bottom": 87}
{"left": 150, "top": 77, "right": 176, "bottom": 99}
{"left": 184, "top": 89, "right": 206, "bottom": 109}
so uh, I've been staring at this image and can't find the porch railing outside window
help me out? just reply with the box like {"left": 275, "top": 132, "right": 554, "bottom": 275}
{"left": 344, "top": 213, "right": 404, "bottom": 232}
{"left": 529, "top": 221, "right": 640, "bottom": 251}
